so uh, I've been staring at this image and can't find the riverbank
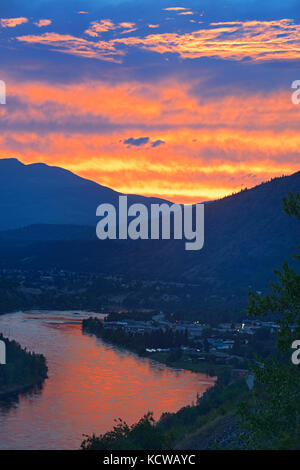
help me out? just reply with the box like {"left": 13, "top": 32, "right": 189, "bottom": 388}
{"left": 0, "top": 334, "right": 48, "bottom": 399}
{"left": 147, "top": 351, "right": 230, "bottom": 377}
{"left": 0, "top": 310, "right": 210, "bottom": 449}
{"left": 0, "top": 380, "right": 44, "bottom": 398}
{"left": 80, "top": 366, "right": 249, "bottom": 450}
{"left": 82, "top": 317, "right": 227, "bottom": 378}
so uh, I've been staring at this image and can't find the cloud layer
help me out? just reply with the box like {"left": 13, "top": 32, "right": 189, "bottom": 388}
{"left": 1, "top": 78, "right": 299, "bottom": 203}
{"left": 13, "top": 18, "right": 300, "bottom": 63}
{"left": 0, "top": 2, "right": 299, "bottom": 202}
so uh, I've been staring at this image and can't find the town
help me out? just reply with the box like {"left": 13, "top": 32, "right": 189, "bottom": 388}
{"left": 83, "top": 309, "right": 281, "bottom": 382}
{"left": 0, "top": 267, "right": 282, "bottom": 379}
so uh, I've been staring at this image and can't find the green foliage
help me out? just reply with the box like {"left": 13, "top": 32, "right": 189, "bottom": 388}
{"left": 247, "top": 193, "right": 300, "bottom": 353}
{"left": 82, "top": 317, "right": 189, "bottom": 351}
{"left": 0, "top": 334, "right": 48, "bottom": 392}
{"left": 158, "top": 377, "right": 248, "bottom": 449}
{"left": 239, "top": 192, "right": 300, "bottom": 449}
{"left": 81, "top": 412, "right": 165, "bottom": 450}
{"left": 239, "top": 360, "right": 300, "bottom": 449}
{"left": 283, "top": 192, "right": 300, "bottom": 220}
{"left": 80, "top": 373, "right": 248, "bottom": 450}
{"left": 247, "top": 260, "right": 300, "bottom": 353}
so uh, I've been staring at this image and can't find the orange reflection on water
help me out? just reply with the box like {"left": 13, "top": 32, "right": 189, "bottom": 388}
{"left": 0, "top": 312, "right": 215, "bottom": 449}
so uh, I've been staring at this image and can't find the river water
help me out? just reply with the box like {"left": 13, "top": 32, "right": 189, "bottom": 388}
{"left": 0, "top": 311, "right": 215, "bottom": 449}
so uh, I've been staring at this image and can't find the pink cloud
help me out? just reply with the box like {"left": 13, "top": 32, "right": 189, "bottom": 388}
{"left": 16, "top": 32, "right": 122, "bottom": 62}
{"left": 85, "top": 19, "right": 116, "bottom": 37}
{"left": 163, "top": 7, "right": 187, "bottom": 11}
{"left": 113, "top": 19, "right": 300, "bottom": 62}
{"left": 16, "top": 18, "right": 300, "bottom": 64}
{"left": 34, "top": 19, "right": 52, "bottom": 28}
{"left": 178, "top": 11, "right": 194, "bottom": 16}
{"left": 85, "top": 19, "right": 137, "bottom": 37}
{"left": 0, "top": 17, "right": 28, "bottom": 28}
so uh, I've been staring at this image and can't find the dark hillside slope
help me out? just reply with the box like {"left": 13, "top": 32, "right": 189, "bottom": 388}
{"left": 0, "top": 158, "right": 169, "bottom": 230}
{"left": 0, "top": 171, "right": 298, "bottom": 293}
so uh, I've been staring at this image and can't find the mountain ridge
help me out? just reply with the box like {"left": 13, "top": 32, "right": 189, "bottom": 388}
{"left": 0, "top": 161, "right": 298, "bottom": 293}
{"left": 0, "top": 157, "right": 171, "bottom": 230}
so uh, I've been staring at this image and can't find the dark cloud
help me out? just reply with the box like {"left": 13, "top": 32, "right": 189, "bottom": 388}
{"left": 151, "top": 139, "right": 165, "bottom": 147}
{"left": 123, "top": 137, "right": 165, "bottom": 148}
{"left": 124, "top": 137, "right": 149, "bottom": 146}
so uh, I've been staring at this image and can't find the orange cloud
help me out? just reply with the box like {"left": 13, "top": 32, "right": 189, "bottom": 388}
{"left": 1, "top": 128, "right": 295, "bottom": 203}
{"left": 1, "top": 17, "right": 28, "bottom": 28}
{"left": 119, "top": 22, "right": 136, "bottom": 29}
{"left": 85, "top": 19, "right": 116, "bottom": 37}
{"left": 1, "top": 79, "right": 299, "bottom": 203}
{"left": 16, "top": 32, "right": 122, "bottom": 62}
{"left": 16, "top": 18, "right": 300, "bottom": 63}
{"left": 85, "top": 19, "right": 137, "bottom": 37}
{"left": 119, "top": 22, "right": 137, "bottom": 34}
{"left": 178, "top": 11, "right": 194, "bottom": 16}
{"left": 34, "top": 19, "right": 52, "bottom": 27}
{"left": 113, "top": 19, "right": 300, "bottom": 62}
{"left": 163, "top": 7, "right": 187, "bottom": 11}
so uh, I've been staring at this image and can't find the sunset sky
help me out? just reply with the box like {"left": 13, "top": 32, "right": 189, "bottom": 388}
{"left": 0, "top": 0, "right": 300, "bottom": 203}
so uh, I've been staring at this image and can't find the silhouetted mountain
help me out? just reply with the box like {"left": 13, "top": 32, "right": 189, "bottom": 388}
{"left": 0, "top": 166, "right": 298, "bottom": 296}
{"left": 0, "top": 158, "right": 169, "bottom": 230}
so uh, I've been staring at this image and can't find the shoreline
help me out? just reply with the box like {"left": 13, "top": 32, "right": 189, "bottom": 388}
{"left": 144, "top": 351, "right": 227, "bottom": 377}
{"left": 0, "top": 379, "right": 46, "bottom": 399}
{"left": 82, "top": 324, "right": 223, "bottom": 379}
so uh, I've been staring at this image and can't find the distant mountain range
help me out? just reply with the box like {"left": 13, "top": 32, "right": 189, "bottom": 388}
{"left": 0, "top": 158, "right": 169, "bottom": 230}
{"left": 0, "top": 158, "right": 299, "bottom": 293}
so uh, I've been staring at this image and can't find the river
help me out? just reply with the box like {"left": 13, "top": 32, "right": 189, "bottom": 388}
{"left": 0, "top": 311, "right": 215, "bottom": 450}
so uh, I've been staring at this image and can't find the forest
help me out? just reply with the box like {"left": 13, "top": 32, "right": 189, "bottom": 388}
{"left": 82, "top": 317, "right": 189, "bottom": 354}
{"left": 0, "top": 333, "right": 48, "bottom": 396}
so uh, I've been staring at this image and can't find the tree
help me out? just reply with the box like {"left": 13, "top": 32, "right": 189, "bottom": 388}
{"left": 239, "top": 192, "right": 300, "bottom": 449}
{"left": 81, "top": 412, "right": 165, "bottom": 450}
{"left": 247, "top": 192, "right": 300, "bottom": 353}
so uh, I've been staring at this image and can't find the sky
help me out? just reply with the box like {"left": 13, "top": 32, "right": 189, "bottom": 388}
{"left": 0, "top": 0, "right": 300, "bottom": 203}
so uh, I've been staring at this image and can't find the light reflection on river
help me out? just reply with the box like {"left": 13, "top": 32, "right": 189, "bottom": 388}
{"left": 0, "top": 311, "right": 215, "bottom": 450}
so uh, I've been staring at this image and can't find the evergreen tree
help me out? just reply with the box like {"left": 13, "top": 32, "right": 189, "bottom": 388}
{"left": 239, "top": 192, "right": 300, "bottom": 449}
